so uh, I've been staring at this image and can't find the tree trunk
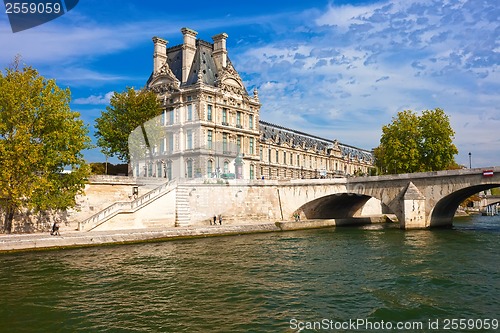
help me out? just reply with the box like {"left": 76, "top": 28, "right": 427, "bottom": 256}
{"left": 3, "top": 208, "right": 14, "bottom": 234}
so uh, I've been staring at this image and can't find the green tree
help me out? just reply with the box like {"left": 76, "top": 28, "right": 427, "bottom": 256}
{"left": 374, "top": 108, "right": 458, "bottom": 174}
{"left": 419, "top": 108, "right": 458, "bottom": 171}
{"left": 0, "top": 60, "right": 91, "bottom": 233}
{"left": 375, "top": 110, "right": 421, "bottom": 174}
{"left": 95, "top": 88, "right": 162, "bottom": 163}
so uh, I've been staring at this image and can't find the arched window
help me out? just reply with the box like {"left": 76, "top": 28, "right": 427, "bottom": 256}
{"left": 223, "top": 161, "right": 229, "bottom": 174}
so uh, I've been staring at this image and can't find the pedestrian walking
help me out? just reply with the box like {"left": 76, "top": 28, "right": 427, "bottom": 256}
{"left": 218, "top": 214, "right": 222, "bottom": 225}
{"left": 50, "top": 222, "right": 60, "bottom": 236}
{"left": 213, "top": 215, "right": 217, "bottom": 225}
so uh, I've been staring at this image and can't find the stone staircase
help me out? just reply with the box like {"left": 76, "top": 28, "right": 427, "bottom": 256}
{"left": 175, "top": 186, "right": 191, "bottom": 227}
{"left": 79, "top": 180, "right": 178, "bottom": 231}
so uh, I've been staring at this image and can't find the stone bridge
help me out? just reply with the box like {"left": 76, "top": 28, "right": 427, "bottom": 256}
{"left": 331, "top": 167, "right": 500, "bottom": 228}
{"left": 79, "top": 167, "right": 500, "bottom": 231}
{"left": 182, "top": 167, "right": 500, "bottom": 229}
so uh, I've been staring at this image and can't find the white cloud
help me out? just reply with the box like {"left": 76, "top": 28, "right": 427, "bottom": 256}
{"left": 73, "top": 91, "right": 114, "bottom": 105}
{"left": 51, "top": 67, "right": 134, "bottom": 87}
{"left": 235, "top": 0, "right": 500, "bottom": 166}
{"left": 315, "top": 3, "right": 381, "bottom": 29}
{"left": 1, "top": 0, "right": 498, "bottom": 166}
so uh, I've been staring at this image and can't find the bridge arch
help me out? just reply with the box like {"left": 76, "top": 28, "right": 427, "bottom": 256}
{"left": 430, "top": 183, "right": 500, "bottom": 227}
{"left": 298, "top": 193, "right": 392, "bottom": 220}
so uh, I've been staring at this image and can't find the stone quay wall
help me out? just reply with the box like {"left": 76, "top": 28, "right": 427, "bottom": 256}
{"left": 3, "top": 175, "right": 385, "bottom": 234}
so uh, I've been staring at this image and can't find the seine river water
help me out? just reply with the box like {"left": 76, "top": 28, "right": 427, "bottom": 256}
{"left": 1, "top": 214, "right": 499, "bottom": 333}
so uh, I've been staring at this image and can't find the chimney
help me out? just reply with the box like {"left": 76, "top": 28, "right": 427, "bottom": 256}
{"left": 152, "top": 36, "right": 168, "bottom": 75}
{"left": 181, "top": 27, "right": 198, "bottom": 83}
{"left": 212, "top": 33, "right": 228, "bottom": 70}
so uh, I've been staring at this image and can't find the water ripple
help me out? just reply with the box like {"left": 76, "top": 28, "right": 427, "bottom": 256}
{"left": 0, "top": 215, "right": 498, "bottom": 332}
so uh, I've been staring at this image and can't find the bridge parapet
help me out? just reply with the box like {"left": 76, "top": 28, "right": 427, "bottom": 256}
{"left": 347, "top": 166, "right": 500, "bottom": 184}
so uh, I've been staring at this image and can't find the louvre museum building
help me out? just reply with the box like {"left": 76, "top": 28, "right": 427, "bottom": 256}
{"left": 131, "top": 28, "right": 374, "bottom": 180}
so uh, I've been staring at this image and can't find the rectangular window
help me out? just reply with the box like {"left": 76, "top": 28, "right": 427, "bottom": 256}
{"left": 237, "top": 135, "right": 242, "bottom": 152}
{"left": 236, "top": 112, "right": 241, "bottom": 127}
{"left": 223, "top": 133, "right": 228, "bottom": 152}
{"left": 168, "top": 133, "right": 174, "bottom": 152}
{"left": 268, "top": 148, "right": 272, "bottom": 163}
{"left": 222, "top": 108, "right": 227, "bottom": 125}
{"left": 283, "top": 151, "right": 287, "bottom": 165}
{"left": 165, "top": 133, "right": 174, "bottom": 153}
{"left": 207, "top": 104, "right": 212, "bottom": 121}
{"left": 207, "top": 130, "right": 213, "bottom": 150}
{"left": 249, "top": 115, "right": 253, "bottom": 129}
{"left": 168, "top": 109, "right": 174, "bottom": 125}
{"left": 148, "top": 163, "right": 153, "bottom": 177}
{"left": 160, "top": 138, "right": 166, "bottom": 153}
{"left": 187, "top": 104, "right": 193, "bottom": 121}
{"left": 166, "top": 161, "right": 172, "bottom": 180}
{"left": 276, "top": 150, "right": 279, "bottom": 164}
{"left": 250, "top": 164, "right": 254, "bottom": 179}
{"left": 187, "top": 160, "right": 193, "bottom": 178}
{"left": 207, "top": 160, "right": 213, "bottom": 177}
{"left": 249, "top": 138, "right": 254, "bottom": 155}
{"left": 186, "top": 130, "right": 193, "bottom": 149}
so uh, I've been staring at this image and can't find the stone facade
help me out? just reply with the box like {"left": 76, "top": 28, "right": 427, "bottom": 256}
{"left": 137, "top": 28, "right": 374, "bottom": 180}
{"left": 260, "top": 121, "right": 374, "bottom": 179}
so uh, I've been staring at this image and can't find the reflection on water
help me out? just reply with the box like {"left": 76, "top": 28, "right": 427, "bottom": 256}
{"left": 0, "top": 214, "right": 499, "bottom": 332}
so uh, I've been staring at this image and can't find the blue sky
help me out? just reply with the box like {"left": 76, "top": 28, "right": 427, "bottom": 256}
{"left": 1, "top": 0, "right": 499, "bottom": 167}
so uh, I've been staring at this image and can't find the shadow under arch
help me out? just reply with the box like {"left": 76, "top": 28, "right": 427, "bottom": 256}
{"left": 299, "top": 193, "right": 392, "bottom": 219}
{"left": 430, "top": 183, "right": 500, "bottom": 227}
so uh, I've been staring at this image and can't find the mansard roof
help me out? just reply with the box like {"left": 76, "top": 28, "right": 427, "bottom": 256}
{"left": 259, "top": 120, "right": 374, "bottom": 162}
{"left": 186, "top": 40, "right": 218, "bottom": 86}
{"left": 163, "top": 40, "right": 221, "bottom": 86}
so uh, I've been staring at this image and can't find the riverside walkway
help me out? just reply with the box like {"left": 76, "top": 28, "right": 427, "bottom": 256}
{"left": 0, "top": 223, "right": 278, "bottom": 253}
{"left": 0, "top": 217, "right": 384, "bottom": 253}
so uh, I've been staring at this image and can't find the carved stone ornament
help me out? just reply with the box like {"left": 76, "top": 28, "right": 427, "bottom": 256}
{"left": 216, "top": 60, "right": 248, "bottom": 96}
{"left": 150, "top": 82, "right": 179, "bottom": 94}
{"left": 155, "top": 62, "right": 176, "bottom": 78}
{"left": 151, "top": 63, "right": 180, "bottom": 91}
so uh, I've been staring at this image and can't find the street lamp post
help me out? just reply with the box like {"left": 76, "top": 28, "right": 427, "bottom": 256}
{"left": 468, "top": 152, "right": 472, "bottom": 169}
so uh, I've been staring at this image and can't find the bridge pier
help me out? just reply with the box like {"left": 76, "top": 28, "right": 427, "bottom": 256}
{"left": 400, "top": 182, "right": 427, "bottom": 229}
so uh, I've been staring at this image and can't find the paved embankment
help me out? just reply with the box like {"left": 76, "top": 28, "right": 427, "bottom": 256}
{"left": 0, "top": 217, "right": 388, "bottom": 253}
